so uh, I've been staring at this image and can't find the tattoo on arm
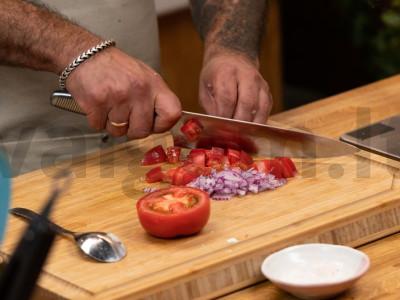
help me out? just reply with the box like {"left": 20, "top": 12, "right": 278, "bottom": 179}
{"left": 190, "top": 0, "right": 268, "bottom": 62}
{"left": 0, "top": 0, "right": 100, "bottom": 74}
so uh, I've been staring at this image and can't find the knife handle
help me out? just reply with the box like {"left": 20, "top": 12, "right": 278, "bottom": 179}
{"left": 50, "top": 90, "right": 85, "bottom": 115}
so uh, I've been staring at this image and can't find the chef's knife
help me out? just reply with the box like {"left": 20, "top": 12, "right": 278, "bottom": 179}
{"left": 50, "top": 91, "right": 358, "bottom": 158}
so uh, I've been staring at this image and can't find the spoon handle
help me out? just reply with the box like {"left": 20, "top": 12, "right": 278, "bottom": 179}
{"left": 9, "top": 208, "right": 76, "bottom": 238}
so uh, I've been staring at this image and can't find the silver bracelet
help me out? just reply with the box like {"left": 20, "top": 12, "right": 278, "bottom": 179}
{"left": 59, "top": 39, "right": 116, "bottom": 89}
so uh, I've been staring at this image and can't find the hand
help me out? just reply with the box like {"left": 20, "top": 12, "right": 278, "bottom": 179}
{"left": 66, "top": 47, "right": 181, "bottom": 139}
{"left": 198, "top": 52, "right": 273, "bottom": 123}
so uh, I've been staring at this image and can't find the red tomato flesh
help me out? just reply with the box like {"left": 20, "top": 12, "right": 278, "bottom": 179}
{"left": 166, "top": 146, "right": 181, "bottom": 164}
{"left": 141, "top": 145, "right": 167, "bottom": 166}
{"left": 145, "top": 166, "right": 164, "bottom": 183}
{"left": 180, "top": 118, "right": 203, "bottom": 142}
{"left": 136, "top": 187, "right": 210, "bottom": 238}
{"left": 187, "top": 149, "right": 206, "bottom": 166}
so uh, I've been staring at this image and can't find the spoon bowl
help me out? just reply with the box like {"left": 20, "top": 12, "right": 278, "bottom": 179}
{"left": 10, "top": 208, "right": 127, "bottom": 263}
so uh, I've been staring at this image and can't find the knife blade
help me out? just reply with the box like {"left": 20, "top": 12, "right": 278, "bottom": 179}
{"left": 171, "top": 111, "right": 359, "bottom": 158}
{"left": 50, "top": 91, "right": 358, "bottom": 158}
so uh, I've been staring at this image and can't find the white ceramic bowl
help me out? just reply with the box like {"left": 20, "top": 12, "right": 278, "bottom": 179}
{"left": 261, "top": 243, "right": 370, "bottom": 300}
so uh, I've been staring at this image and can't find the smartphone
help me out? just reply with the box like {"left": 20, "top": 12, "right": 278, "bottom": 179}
{"left": 340, "top": 115, "right": 400, "bottom": 161}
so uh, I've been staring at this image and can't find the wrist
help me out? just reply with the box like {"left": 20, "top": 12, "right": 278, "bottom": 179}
{"left": 52, "top": 35, "right": 103, "bottom": 75}
{"left": 203, "top": 44, "right": 260, "bottom": 68}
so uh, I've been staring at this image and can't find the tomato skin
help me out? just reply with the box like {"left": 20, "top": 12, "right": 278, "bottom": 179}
{"left": 240, "top": 150, "right": 254, "bottom": 166}
{"left": 264, "top": 159, "right": 284, "bottom": 178}
{"left": 136, "top": 187, "right": 210, "bottom": 238}
{"left": 166, "top": 146, "right": 181, "bottom": 164}
{"left": 145, "top": 166, "right": 164, "bottom": 183}
{"left": 180, "top": 118, "right": 203, "bottom": 141}
{"left": 141, "top": 145, "right": 167, "bottom": 166}
{"left": 275, "top": 157, "right": 296, "bottom": 178}
{"left": 187, "top": 149, "right": 206, "bottom": 166}
{"left": 227, "top": 149, "right": 241, "bottom": 165}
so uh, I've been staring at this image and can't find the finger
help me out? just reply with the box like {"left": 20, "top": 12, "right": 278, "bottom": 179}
{"left": 199, "top": 81, "right": 218, "bottom": 115}
{"left": 212, "top": 77, "right": 238, "bottom": 118}
{"left": 233, "top": 79, "right": 259, "bottom": 122}
{"left": 106, "top": 104, "right": 130, "bottom": 137}
{"left": 86, "top": 108, "right": 109, "bottom": 131}
{"left": 126, "top": 95, "right": 154, "bottom": 139}
{"left": 253, "top": 88, "right": 273, "bottom": 124}
{"left": 153, "top": 91, "right": 181, "bottom": 133}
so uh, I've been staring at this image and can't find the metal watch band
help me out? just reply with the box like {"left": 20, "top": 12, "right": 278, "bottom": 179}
{"left": 58, "top": 39, "right": 116, "bottom": 89}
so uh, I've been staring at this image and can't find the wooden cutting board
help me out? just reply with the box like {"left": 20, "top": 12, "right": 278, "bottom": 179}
{"left": 1, "top": 132, "right": 399, "bottom": 300}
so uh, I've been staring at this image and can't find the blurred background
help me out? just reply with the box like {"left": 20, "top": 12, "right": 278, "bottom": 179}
{"left": 155, "top": 0, "right": 400, "bottom": 115}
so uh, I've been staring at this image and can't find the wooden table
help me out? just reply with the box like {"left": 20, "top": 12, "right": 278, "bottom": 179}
{"left": 2, "top": 75, "right": 400, "bottom": 300}
{"left": 222, "top": 75, "right": 400, "bottom": 300}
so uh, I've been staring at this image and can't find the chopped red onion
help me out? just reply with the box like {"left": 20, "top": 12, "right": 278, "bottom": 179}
{"left": 187, "top": 168, "right": 286, "bottom": 200}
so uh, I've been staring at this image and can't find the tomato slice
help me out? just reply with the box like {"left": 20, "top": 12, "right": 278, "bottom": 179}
{"left": 187, "top": 149, "right": 206, "bottom": 166}
{"left": 240, "top": 150, "right": 254, "bottom": 166}
{"left": 205, "top": 147, "right": 224, "bottom": 168}
{"left": 264, "top": 159, "right": 284, "bottom": 179}
{"left": 276, "top": 157, "right": 297, "bottom": 174}
{"left": 180, "top": 118, "right": 203, "bottom": 142}
{"left": 136, "top": 187, "right": 210, "bottom": 238}
{"left": 166, "top": 146, "right": 181, "bottom": 164}
{"left": 172, "top": 166, "right": 199, "bottom": 186}
{"left": 141, "top": 145, "right": 167, "bottom": 166}
{"left": 227, "top": 149, "right": 241, "bottom": 165}
{"left": 145, "top": 166, "right": 164, "bottom": 183}
{"left": 275, "top": 157, "right": 296, "bottom": 178}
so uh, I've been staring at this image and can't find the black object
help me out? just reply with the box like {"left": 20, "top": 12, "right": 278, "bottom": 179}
{"left": 0, "top": 170, "right": 71, "bottom": 300}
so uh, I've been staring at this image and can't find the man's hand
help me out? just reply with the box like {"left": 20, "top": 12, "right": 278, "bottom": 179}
{"left": 190, "top": 0, "right": 270, "bottom": 123}
{"left": 199, "top": 52, "right": 272, "bottom": 123}
{"left": 0, "top": 0, "right": 181, "bottom": 139}
{"left": 67, "top": 48, "right": 181, "bottom": 139}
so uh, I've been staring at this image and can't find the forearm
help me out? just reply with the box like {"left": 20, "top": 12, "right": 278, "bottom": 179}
{"left": 0, "top": 0, "right": 101, "bottom": 74}
{"left": 190, "top": 0, "right": 268, "bottom": 65}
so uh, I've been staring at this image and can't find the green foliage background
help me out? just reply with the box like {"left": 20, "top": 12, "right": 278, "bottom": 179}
{"left": 338, "top": 0, "right": 400, "bottom": 78}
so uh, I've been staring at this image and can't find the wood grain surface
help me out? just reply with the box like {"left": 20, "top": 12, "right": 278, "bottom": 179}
{"left": 2, "top": 75, "right": 400, "bottom": 300}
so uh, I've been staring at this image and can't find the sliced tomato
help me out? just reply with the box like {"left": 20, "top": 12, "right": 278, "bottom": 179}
{"left": 264, "top": 159, "right": 284, "bottom": 179}
{"left": 276, "top": 157, "right": 297, "bottom": 175}
{"left": 227, "top": 149, "right": 241, "bottom": 165}
{"left": 166, "top": 146, "right": 181, "bottom": 164}
{"left": 254, "top": 161, "right": 266, "bottom": 172}
{"left": 180, "top": 118, "right": 203, "bottom": 142}
{"left": 141, "top": 145, "right": 167, "bottom": 166}
{"left": 240, "top": 150, "right": 254, "bottom": 166}
{"left": 187, "top": 149, "right": 206, "bottom": 166}
{"left": 205, "top": 147, "right": 224, "bottom": 168}
{"left": 136, "top": 187, "right": 210, "bottom": 238}
{"left": 275, "top": 157, "right": 296, "bottom": 178}
{"left": 145, "top": 166, "right": 164, "bottom": 183}
{"left": 172, "top": 166, "right": 199, "bottom": 186}
{"left": 163, "top": 167, "right": 177, "bottom": 183}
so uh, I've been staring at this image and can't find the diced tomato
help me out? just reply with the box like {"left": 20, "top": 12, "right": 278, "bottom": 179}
{"left": 166, "top": 146, "right": 181, "bottom": 164}
{"left": 205, "top": 147, "right": 224, "bottom": 168}
{"left": 276, "top": 157, "right": 297, "bottom": 174}
{"left": 275, "top": 157, "right": 296, "bottom": 178}
{"left": 141, "top": 145, "right": 167, "bottom": 166}
{"left": 254, "top": 161, "right": 266, "bottom": 172}
{"left": 227, "top": 149, "right": 241, "bottom": 165}
{"left": 264, "top": 159, "right": 284, "bottom": 179}
{"left": 239, "top": 150, "right": 253, "bottom": 166}
{"left": 145, "top": 166, "right": 164, "bottom": 183}
{"left": 172, "top": 166, "right": 199, "bottom": 186}
{"left": 180, "top": 118, "right": 203, "bottom": 142}
{"left": 136, "top": 187, "right": 210, "bottom": 238}
{"left": 163, "top": 167, "right": 178, "bottom": 183}
{"left": 187, "top": 149, "right": 206, "bottom": 166}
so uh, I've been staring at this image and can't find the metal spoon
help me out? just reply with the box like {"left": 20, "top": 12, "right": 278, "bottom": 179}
{"left": 9, "top": 208, "right": 126, "bottom": 263}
